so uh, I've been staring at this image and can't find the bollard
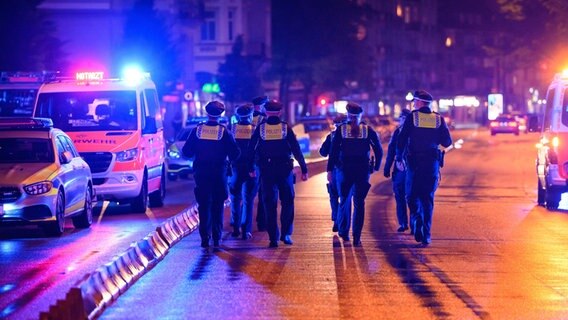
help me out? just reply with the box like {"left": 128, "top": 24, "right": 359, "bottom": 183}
{"left": 134, "top": 238, "right": 159, "bottom": 269}
{"left": 105, "top": 261, "right": 129, "bottom": 294}
{"left": 114, "top": 252, "right": 137, "bottom": 284}
{"left": 148, "top": 230, "right": 169, "bottom": 258}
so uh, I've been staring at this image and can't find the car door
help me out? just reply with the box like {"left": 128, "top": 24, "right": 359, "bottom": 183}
{"left": 57, "top": 135, "right": 87, "bottom": 213}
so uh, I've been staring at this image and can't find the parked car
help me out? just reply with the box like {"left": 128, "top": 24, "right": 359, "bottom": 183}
{"left": 166, "top": 116, "right": 229, "bottom": 180}
{"left": 166, "top": 126, "right": 194, "bottom": 180}
{"left": 364, "top": 115, "right": 397, "bottom": 143}
{"left": 490, "top": 114, "right": 519, "bottom": 136}
{"left": 292, "top": 116, "right": 333, "bottom": 158}
{"left": 0, "top": 118, "right": 94, "bottom": 236}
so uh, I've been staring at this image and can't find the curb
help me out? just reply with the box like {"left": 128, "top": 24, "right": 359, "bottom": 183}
{"left": 39, "top": 204, "right": 200, "bottom": 320}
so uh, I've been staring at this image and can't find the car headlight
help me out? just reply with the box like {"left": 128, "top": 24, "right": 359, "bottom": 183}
{"left": 168, "top": 149, "right": 181, "bottom": 159}
{"left": 117, "top": 148, "right": 138, "bottom": 162}
{"left": 24, "top": 181, "right": 53, "bottom": 195}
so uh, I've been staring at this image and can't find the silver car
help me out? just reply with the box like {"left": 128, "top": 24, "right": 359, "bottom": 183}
{"left": 0, "top": 118, "right": 94, "bottom": 236}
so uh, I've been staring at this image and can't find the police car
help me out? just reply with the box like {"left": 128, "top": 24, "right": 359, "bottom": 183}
{"left": 0, "top": 118, "right": 94, "bottom": 236}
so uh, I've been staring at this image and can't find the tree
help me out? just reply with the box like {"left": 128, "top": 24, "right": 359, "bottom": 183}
{"left": 0, "top": 0, "right": 66, "bottom": 71}
{"left": 217, "top": 35, "right": 263, "bottom": 107}
{"left": 115, "top": 0, "right": 178, "bottom": 96}
{"left": 271, "top": 0, "right": 372, "bottom": 116}
{"left": 493, "top": 0, "right": 568, "bottom": 88}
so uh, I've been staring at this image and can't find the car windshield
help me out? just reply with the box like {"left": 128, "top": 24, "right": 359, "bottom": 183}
{"left": 177, "top": 127, "right": 193, "bottom": 141}
{"left": 35, "top": 91, "right": 137, "bottom": 131}
{"left": 0, "top": 88, "right": 36, "bottom": 117}
{"left": 0, "top": 138, "right": 54, "bottom": 163}
{"left": 562, "top": 88, "right": 568, "bottom": 127}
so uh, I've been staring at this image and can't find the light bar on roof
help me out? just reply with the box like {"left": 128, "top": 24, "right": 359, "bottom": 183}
{"left": 76, "top": 71, "right": 104, "bottom": 81}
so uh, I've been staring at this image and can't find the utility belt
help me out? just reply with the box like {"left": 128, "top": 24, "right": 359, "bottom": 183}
{"left": 407, "top": 149, "right": 445, "bottom": 167}
{"left": 194, "top": 160, "right": 229, "bottom": 170}
{"left": 407, "top": 149, "right": 438, "bottom": 160}
{"left": 339, "top": 156, "right": 369, "bottom": 167}
{"left": 259, "top": 156, "right": 293, "bottom": 167}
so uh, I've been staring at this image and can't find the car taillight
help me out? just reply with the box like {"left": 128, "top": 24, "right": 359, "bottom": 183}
{"left": 490, "top": 122, "right": 498, "bottom": 127}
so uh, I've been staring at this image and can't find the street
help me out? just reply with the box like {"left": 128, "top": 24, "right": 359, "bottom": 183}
{"left": 96, "top": 129, "right": 568, "bottom": 320}
{"left": 0, "top": 179, "right": 194, "bottom": 320}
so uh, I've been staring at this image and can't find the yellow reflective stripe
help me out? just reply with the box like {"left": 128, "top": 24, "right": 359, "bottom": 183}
{"left": 197, "top": 125, "right": 224, "bottom": 140}
{"left": 260, "top": 123, "right": 287, "bottom": 140}
{"left": 413, "top": 112, "right": 440, "bottom": 129}
{"left": 341, "top": 124, "right": 368, "bottom": 139}
{"left": 233, "top": 124, "right": 253, "bottom": 139}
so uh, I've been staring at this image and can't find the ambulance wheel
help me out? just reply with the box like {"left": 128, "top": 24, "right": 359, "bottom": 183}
{"left": 537, "top": 179, "right": 546, "bottom": 206}
{"left": 131, "top": 175, "right": 148, "bottom": 213}
{"left": 545, "top": 188, "right": 560, "bottom": 210}
{"left": 149, "top": 169, "right": 166, "bottom": 208}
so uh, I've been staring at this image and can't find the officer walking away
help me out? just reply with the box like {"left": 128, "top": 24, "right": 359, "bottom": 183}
{"left": 395, "top": 90, "right": 452, "bottom": 246}
{"left": 327, "top": 102, "right": 383, "bottom": 246}
{"left": 249, "top": 100, "right": 308, "bottom": 248}
{"left": 182, "top": 101, "right": 240, "bottom": 248}
{"left": 319, "top": 115, "right": 349, "bottom": 232}
{"left": 383, "top": 109, "right": 412, "bottom": 233}
{"left": 251, "top": 95, "right": 269, "bottom": 231}
{"left": 228, "top": 104, "right": 259, "bottom": 240}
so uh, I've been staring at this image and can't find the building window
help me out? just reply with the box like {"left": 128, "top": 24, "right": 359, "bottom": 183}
{"left": 200, "top": 11, "right": 216, "bottom": 41}
{"left": 228, "top": 9, "right": 235, "bottom": 41}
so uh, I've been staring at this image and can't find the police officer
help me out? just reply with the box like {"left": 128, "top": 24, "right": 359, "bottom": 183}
{"left": 396, "top": 90, "right": 452, "bottom": 246}
{"left": 251, "top": 95, "right": 269, "bottom": 231}
{"left": 327, "top": 102, "right": 383, "bottom": 246}
{"left": 228, "top": 103, "right": 259, "bottom": 240}
{"left": 384, "top": 109, "right": 412, "bottom": 233}
{"left": 248, "top": 100, "right": 308, "bottom": 248}
{"left": 182, "top": 101, "right": 240, "bottom": 248}
{"left": 319, "top": 115, "right": 349, "bottom": 232}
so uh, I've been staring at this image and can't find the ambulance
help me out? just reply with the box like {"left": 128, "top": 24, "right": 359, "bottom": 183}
{"left": 33, "top": 68, "right": 166, "bottom": 213}
{"left": 536, "top": 70, "right": 568, "bottom": 210}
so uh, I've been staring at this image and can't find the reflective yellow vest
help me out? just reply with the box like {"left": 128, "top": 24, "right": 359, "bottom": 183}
{"left": 341, "top": 124, "right": 369, "bottom": 139}
{"left": 413, "top": 112, "right": 441, "bottom": 129}
{"left": 260, "top": 123, "right": 287, "bottom": 140}
{"left": 196, "top": 124, "right": 224, "bottom": 140}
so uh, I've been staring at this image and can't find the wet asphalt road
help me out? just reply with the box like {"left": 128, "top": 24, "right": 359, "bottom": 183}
{"left": 98, "top": 129, "right": 568, "bottom": 320}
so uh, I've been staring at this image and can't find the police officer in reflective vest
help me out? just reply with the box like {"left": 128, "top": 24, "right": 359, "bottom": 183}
{"left": 251, "top": 95, "right": 269, "bottom": 231}
{"left": 319, "top": 115, "right": 349, "bottom": 232}
{"left": 383, "top": 109, "right": 412, "bottom": 233}
{"left": 228, "top": 103, "right": 259, "bottom": 240}
{"left": 182, "top": 101, "right": 240, "bottom": 248}
{"left": 396, "top": 90, "right": 452, "bottom": 246}
{"left": 327, "top": 102, "right": 383, "bottom": 246}
{"left": 249, "top": 100, "right": 308, "bottom": 248}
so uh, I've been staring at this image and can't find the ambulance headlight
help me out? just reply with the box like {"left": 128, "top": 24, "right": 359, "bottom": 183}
{"left": 117, "top": 148, "right": 138, "bottom": 162}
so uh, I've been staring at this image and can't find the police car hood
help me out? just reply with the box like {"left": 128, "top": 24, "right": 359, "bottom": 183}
{"left": 0, "top": 163, "right": 56, "bottom": 185}
{"left": 67, "top": 131, "right": 139, "bottom": 152}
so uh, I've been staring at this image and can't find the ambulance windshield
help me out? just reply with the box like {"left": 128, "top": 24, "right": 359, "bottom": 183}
{"left": 35, "top": 91, "right": 137, "bottom": 131}
{"left": 563, "top": 88, "right": 568, "bottom": 128}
